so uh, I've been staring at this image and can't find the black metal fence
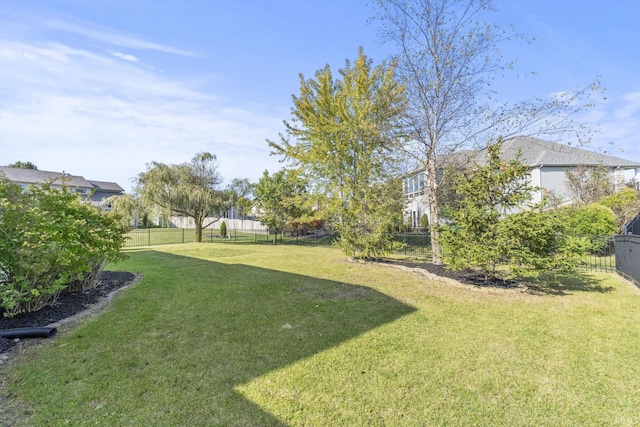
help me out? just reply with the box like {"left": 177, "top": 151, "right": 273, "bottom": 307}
{"left": 614, "top": 234, "right": 640, "bottom": 287}
{"left": 124, "top": 229, "right": 622, "bottom": 275}
{"left": 573, "top": 234, "right": 616, "bottom": 273}
{"left": 124, "top": 227, "right": 640, "bottom": 287}
{"left": 388, "top": 233, "right": 617, "bottom": 273}
{"left": 391, "top": 232, "right": 431, "bottom": 258}
{"left": 124, "top": 227, "right": 335, "bottom": 248}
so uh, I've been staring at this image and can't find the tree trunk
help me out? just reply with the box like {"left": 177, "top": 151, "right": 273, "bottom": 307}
{"left": 195, "top": 220, "right": 203, "bottom": 243}
{"left": 426, "top": 154, "right": 442, "bottom": 264}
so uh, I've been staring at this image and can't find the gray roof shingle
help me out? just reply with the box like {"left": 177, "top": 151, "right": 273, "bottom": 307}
{"left": 439, "top": 136, "right": 640, "bottom": 169}
{"left": 0, "top": 167, "right": 124, "bottom": 193}
{"left": 0, "top": 167, "right": 93, "bottom": 188}
{"left": 89, "top": 180, "right": 125, "bottom": 193}
{"left": 499, "top": 136, "right": 640, "bottom": 167}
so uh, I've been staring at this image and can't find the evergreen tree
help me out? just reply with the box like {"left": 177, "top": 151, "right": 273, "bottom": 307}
{"left": 440, "top": 138, "right": 582, "bottom": 279}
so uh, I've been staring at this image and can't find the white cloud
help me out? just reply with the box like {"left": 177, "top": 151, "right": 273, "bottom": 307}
{"left": 615, "top": 92, "right": 640, "bottom": 120}
{"left": 110, "top": 51, "right": 139, "bottom": 62}
{"left": 580, "top": 92, "right": 640, "bottom": 161}
{"left": 0, "top": 37, "right": 284, "bottom": 191}
{"left": 42, "top": 18, "right": 197, "bottom": 57}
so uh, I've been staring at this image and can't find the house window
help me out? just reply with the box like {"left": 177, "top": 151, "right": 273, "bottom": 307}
{"left": 404, "top": 172, "right": 426, "bottom": 196}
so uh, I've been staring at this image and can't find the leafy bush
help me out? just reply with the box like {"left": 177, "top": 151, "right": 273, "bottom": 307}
{"left": 556, "top": 203, "right": 618, "bottom": 253}
{"left": 0, "top": 180, "right": 127, "bottom": 317}
{"left": 599, "top": 188, "right": 640, "bottom": 233}
{"left": 220, "top": 221, "right": 227, "bottom": 238}
{"left": 440, "top": 207, "right": 580, "bottom": 279}
{"left": 439, "top": 139, "right": 584, "bottom": 279}
{"left": 333, "top": 179, "right": 405, "bottom": 259}
{"left": 558, "top": 203, "right": 618, "bottom": 236}
{"left": 336, "top": 223, "right": 402, "bottom": 260}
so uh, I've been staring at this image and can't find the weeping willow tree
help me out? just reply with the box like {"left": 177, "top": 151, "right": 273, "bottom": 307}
{"left": 101, "top": 193, "right": 141, "bottom": 228}
{"left": 135, "top": 153, "right": 248, "bottom": 242}
{"left": 269, "top": 47, "right": 406, "bottom": 258}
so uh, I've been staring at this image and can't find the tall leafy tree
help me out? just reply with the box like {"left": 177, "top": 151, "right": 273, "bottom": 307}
{"left": 600, "top": 188, "right": 640, "bottom": 233}
{"left": 269, "top": 48, "right": 406, "bottom": 258}
{"left": 136, "top": 153, "right": 248, "bottom": 242}
{"left": 6, "top": 161, "right": 37, "bottom": 169}
{"left": 373, "top": 0, "right": 601, "bottom": 264}
{"left": 253, "top": 169, "right": 310, "bottom": 244}
{"left": 565, "top": 164, "right": 615, "bottom": 206}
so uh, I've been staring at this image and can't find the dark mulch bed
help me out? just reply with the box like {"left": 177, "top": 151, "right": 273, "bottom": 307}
{"left": 0, "top": 271, "right": 136, "bottom": 355}
{"left": 377, "top": 259, "right": 521, "bottom": 289}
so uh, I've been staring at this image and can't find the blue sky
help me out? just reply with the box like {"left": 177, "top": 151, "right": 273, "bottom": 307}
{"left": 1, "top": 1, "right": 638, "bottom": 191}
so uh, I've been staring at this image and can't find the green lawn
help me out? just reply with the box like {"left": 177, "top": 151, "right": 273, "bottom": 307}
{"left": 3, "top": 243, "right": 640, "bottom": 426}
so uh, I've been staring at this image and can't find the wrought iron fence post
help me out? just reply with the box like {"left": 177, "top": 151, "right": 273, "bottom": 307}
{"left": 404, "top": 230, "right": 407, "bottom": 255}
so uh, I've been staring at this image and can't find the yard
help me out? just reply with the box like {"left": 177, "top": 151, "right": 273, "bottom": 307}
{"left": 2, "top": 243, "right": 640, "bottom": 425}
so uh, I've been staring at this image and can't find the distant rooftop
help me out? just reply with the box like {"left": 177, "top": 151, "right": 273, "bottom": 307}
{"left": 439, "top": 136, "right": 640, "bottom": 169}
{"left": 497, "top": 136, "right": 640, "bottom": 167}
{"left": 0, "top": 167, "right": 124, "bottom": 194}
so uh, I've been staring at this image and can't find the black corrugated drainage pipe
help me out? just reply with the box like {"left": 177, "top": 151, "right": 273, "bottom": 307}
{"left": 0, "top": 327, "right": 57, "bottom": 339}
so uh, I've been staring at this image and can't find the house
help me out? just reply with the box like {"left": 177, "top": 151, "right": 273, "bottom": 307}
{"left": 0, "top": 167, "right": 124, "bottom": 208}
{"left": 404, "top": 136, "right": 640, "bottom": 227}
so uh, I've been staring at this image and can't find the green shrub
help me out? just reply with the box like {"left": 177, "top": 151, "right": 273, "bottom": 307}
{"left": 419, "top": 214, "right": 429, "bottom": 229}
{"left": 599, "top": 188, "right": 640, "bottom": 233}
{"left": 556, "top": 203, "right": 618, "bottom": 253}
{"left": 559, "top": 203, "right": 618, "bottom": 236}
{"left": 220, "top": 221, "right": 227, "bottom": 238}
{"left": 335, "top": 222, "right": 402, "bottom": 260}
{"left": 0, "top": 180, "right": 127, "bottom": 317}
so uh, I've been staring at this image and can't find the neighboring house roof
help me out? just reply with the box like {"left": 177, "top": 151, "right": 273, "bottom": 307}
{"left": 0, "top": 167, "right": 124, "bottom": 205}
{"left": 496, "top": 136, "right": 640, "bottom": 168}
{"left": 434, "top": 136, "right": 640, "bottom": 170}
{"left": 88, "top": 181, "right": 125, "bottom": 203}
{"left": 89, "top": 180, "right": 125, "bottom": 193}
{"left": 0, "top": 166, "right": 94, "bottom": 188}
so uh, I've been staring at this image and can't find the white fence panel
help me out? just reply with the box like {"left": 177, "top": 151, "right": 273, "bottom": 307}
{"left": 168, "top": 217, "right": 267, "bottom": 231}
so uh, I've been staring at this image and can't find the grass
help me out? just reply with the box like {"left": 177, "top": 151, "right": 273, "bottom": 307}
{"left": 3, "top": 243, "right": 640, "bottom": 426}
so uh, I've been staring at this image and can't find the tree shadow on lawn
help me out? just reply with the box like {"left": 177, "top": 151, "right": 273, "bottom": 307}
{"left": 11, "top": 250, "right": 416, "bottom": 426}
{"left": 382, "top": 259, "right": 615, "bottom": 296}
{"left": 522, "top": 271, "right": 616, "bottom": 296}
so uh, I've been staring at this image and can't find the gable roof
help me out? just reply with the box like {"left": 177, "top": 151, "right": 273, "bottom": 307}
{"left": 438, "top": 136, "right": 640, "bottom": 170}
{"left": 89, "top": 180, "right": 125, "bottom": 193}
{"left": 0, "top": 167, "right": 124, "bottom": 193}
{"left": 499, "top": 136, "right": 640, "bottom": 167}
{"left": 0, "top": 167, "right": 93, "bottom": 188}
